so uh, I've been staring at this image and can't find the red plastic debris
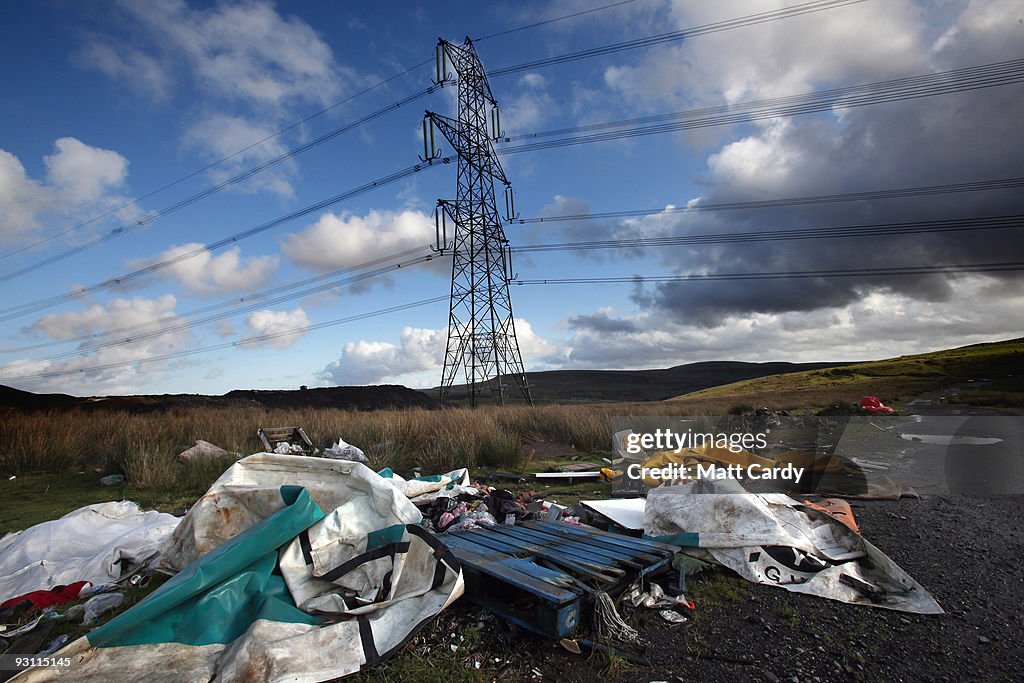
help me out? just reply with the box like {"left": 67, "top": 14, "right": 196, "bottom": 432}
{"left": 0, "top": 580, "right": 91, "bottom": 610}
{"left": 859, "top": 396, "right": 895, "bottom": 414}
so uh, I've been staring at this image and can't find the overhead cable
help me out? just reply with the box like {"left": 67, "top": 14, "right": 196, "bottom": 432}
{"left": 0, "top": 296, "right": 449, "bottom": 382}
{"left": 0, "top": 158, "right": 451, "bottom": 322}
{"left": 511, "top": 177, "right": 1024, "bottom": 224}
{"left": 498, "top": 59, "right": 1024, "bottom": 154}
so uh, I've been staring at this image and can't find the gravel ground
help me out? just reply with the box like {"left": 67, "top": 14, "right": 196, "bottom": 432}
{"left": 388, "top": 493, "right": 1024, "bottom": 683}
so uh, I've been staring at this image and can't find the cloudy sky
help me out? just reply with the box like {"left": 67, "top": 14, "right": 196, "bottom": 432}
{"left": 1, "top": 0, "right": 1022, "bottom": 396}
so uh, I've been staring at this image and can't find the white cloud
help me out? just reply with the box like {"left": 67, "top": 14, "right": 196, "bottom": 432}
{"left": 605, "top": 0, "right": 928, "bottom": 110}
{"left": 119, "top": 0, "right": 352, "bottom": 111}
{"left": 77, "top": 1, "right": 360, "bottom": 195}
{"left": 501, "top": 73, "right": 557, "bottom": 134}
{"left": 1, "top": 295, "right": 190, "bottom": 395}
{"left": 559, "top": 0, "right": 1024, "bottom": 323}
{"left": 75, "top": 41, "right": 171, "bottom": 101}
{"left": 319, "top": 319, "right": 558, "bottom": 386}
{"left": 183, "top": 114, "right": 295, "bottom": 196}
{"left": 44, "top": 138, "right": 130, "bottom": 205}
{"left": 0, "top": 151, "right": 48, "bottom": 243}
{"left": 136, "top": 242, "right": 279, "bottom": 295}
{"left": 241, "top": 307, "right": 311, "bottom": 349}
{"left": 0, "top": 138, "right": 134, "bottom": 246}
{"left": 281, "top": 209, "right": 434, "bottom": 272}
{"left": 562, "top": 276, "right": 1024, "bottom": 369}
{"left": 33, "top": 294, "right": 178, "bottom": 340}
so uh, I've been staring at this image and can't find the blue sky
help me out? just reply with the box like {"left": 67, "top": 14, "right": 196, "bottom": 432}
{"left": 1, "top": 0, "right": 1022, "bottom": 396}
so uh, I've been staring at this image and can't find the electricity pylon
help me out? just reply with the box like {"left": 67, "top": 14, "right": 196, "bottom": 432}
{"left": 421, "top": 38, "right": 532, "bottom": 407}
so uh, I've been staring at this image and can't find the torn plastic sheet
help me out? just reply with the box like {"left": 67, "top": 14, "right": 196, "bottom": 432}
{"left": 377, "top": 467, "right": 476, "bottom": 505}
{"left": 16, "top": 473, "right": 462, "bottom": 682}
{"left": 161, "top": 453, "right": 422, "bottom": 572}
{"left": 644, "top": 479, "right": 942, "bottom": 614}
{"left": 0, "top": 501, "right": 179, "bottom": 604}
{"left": 322, "top": 436, "right": 367, "bottom": 463}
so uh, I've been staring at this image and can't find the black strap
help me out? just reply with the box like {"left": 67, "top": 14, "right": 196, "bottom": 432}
{"left": 318, "top": 542, "right": 410, "bottom": 583}
{"left": 298, "top": 530, "right": 313, "bottom": 566}
{"left": 358, "top": 616, "right": 379, "bottom": 666}
{"left": 406, "top": 524, "right": 460, "bottom": 572}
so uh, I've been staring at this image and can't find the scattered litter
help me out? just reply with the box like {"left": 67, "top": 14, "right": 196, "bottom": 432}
{"left": 378, "top": 467, "right": 477, "bottom": 505}
{"left": 273, "top": 441, "right": 306, "bottom": 455}
{"left": 322, "top": 436, "right": 368, "bottom": 463}
{"left": 82, "top": 592, "right": 124, "bottom": 624}
{"left": 860, "top": 396, "right": 896, "bottom": 414}
{"left": 0, "top": 614, "right": 46, "bottom": 638}
{"left": 581, "top": 498, "right": 645, "bottom": 531}
{"left": 0, "top": 581, "right": 91, "bottom": 610}
{"left": 25, "top": 454, "right": 464, "bottom": 682}
{"left": 534, "top": 471, "right": 600, "bottom": 480}
{"left": 658, "top": 609, "right": 688, "bottom": 624}
{"left": 899, "top": 433, "right": 1002, "bottom": 446}
{"left": 559, "top": 638, "right": 582, "bottom": 654}
{"left": 552, "top": 462, "right": 601, "bottom": 473}
{"left": 644, "top": 479, "right": 943, "bottom": 614}
{"left": 63, "top": 604, "right": 85, "bottom": 622}
{"left": 595, "top": 590, "right": 642, "bottom": 645}
{"left": 257, "top": 426, "right": 314, "bottom": 454}
{"left": 0, "top": 500, "right": 178, "bottom": 603}
{"left": 39, "top": 633, "right": 70, "bottom": 655}
{"left": 128, "top": 573, "right": 151, "bottom": 588}
{"left": 625, "top": 582, "right": 694, "bottom": 610}
{"left": 99, "top": 474, "right": 125, "bottom": 486}
{"left": 177, "top": 439, "right": 237, "bottom": 463}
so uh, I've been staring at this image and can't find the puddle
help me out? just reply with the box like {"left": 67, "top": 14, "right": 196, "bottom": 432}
{"left": 899, "top": 433, "right": 1003, "bottom": 446}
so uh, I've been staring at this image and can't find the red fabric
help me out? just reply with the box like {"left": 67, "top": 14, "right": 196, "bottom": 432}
{"left": 860, "top": 396, "right": 895, "bottom": 413}
{"left": 0, "top": 581, "right": 90, "bottom": 610}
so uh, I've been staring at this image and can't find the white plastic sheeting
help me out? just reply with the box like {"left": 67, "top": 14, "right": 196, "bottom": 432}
{"left": 644, "top": 479, "right": 942, "bottom": 614}
{"left": 322, "top": 437, "right": 367, "bottom": 463}
{"left": 379, "top": 468, "right": 475, "bottom": 505}
{"left": 16, "top": 454, "right": 463, "bottom": 683}
{"left": 161, "top": 453, "right": 422, "bottom": 572}
{"left": 0, "top": 501, "right": 179, "bottom": 604}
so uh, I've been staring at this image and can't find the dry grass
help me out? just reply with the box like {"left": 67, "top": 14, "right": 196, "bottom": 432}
{"left": 6, "top": 338, "right": 1017, "bottom": 492}
{"left": 0, "top": 401, "right": 714, "bottom": 491}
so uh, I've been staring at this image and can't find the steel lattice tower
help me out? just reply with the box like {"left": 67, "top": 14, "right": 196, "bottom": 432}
{"left": 421, "top": 38, "right": 532, "bottom": 407}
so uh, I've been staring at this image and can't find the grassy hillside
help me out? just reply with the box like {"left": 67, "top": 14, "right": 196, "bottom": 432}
{"left": 668, "top": 337, "right": 1024, "bottom": 412}
{"left": 428, "top": 360, "right": 845, "bottom": 404}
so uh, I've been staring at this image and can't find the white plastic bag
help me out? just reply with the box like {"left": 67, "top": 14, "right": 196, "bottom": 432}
{"left": 323, "top": 436, "right": 368, "bottom": 463}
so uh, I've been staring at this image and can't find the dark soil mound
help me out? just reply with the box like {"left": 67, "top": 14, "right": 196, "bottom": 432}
{"left": 0, "top": 384, "right": 438, "bottom": 413}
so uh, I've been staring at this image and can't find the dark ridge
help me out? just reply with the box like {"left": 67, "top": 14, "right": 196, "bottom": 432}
{"left": 0, "top": 384, "right": 438, "bottom": 413}
{"left": 428, "top": 360, "right": 848, "bottom": 404}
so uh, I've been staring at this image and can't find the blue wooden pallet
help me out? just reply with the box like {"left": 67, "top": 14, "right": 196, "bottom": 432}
{"left": 444, "top": 520, "right": 676, "bottom": 639}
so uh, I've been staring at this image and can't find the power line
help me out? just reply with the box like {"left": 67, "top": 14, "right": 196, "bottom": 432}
{"left": 514, "top": 261, "right": 1024, "bottom": 286}
{"left": 2, "top": 245, "right": 434, "bottom": 354}
{"left": 0, "top": 60, "right": 434, "bottom": 264}
{"left": 475, "top": 0, "right": 640, "bottom": 42}
{"left": 0, "top": 296, "right": 449, "bottom": 382}
{"left": 3, "top": 251, "right": 445, "bottom": 367}
{"left": 0, "top": 86, "right": 440, "bottom": 281}
{"left": 497, "top": 59, "right": 1024, "bottom": 154}
{"left": 488, "top": 0, "right": 866, "bottom": 77}
{"left": 511, "top": 178, "right": 1024, "bottom": 224}
{"left": 0, "top": 0, "right": 649, "bottom": 266}
{"left": 512, "top": 215, "right": 1024, "bottom": 254}
{"left": 0, "top": 1, "right": 870, "bottom": 285}
{"left": 0, "top": 158, "right": 451, "bottom": 323}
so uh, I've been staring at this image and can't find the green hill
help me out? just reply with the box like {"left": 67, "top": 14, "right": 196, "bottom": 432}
{"left": 667, "top": 337, "right": 1024, "bottom": 412}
